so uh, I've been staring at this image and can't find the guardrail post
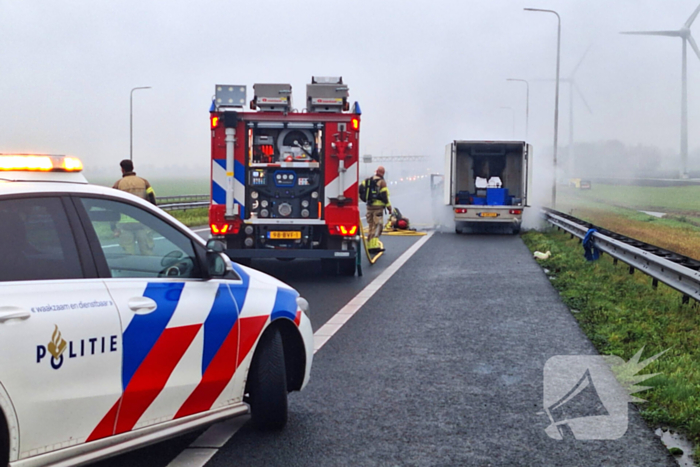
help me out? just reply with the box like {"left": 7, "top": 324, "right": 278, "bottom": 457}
{"left": 629, "top": 266, "right": 634, "bottom": 275}
{"left": 652, "top": 278, "right": 659, "bottom": 289}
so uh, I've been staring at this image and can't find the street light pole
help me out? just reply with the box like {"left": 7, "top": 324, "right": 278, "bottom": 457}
{"left": 499, "top": 107, "right": 516, "bottom": 138}
{"left": 130, "top": 86, "right": 152, "bottom": 161}
{"left": 506, "top": 78, "right": 530, "bottom": 140}
{"left": 525, "top": 8, "right": 561, "bottom": 208}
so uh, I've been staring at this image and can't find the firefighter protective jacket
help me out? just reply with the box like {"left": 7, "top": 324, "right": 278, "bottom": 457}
{"left": 113, "top": 172, "right": 156, "bottom": 205}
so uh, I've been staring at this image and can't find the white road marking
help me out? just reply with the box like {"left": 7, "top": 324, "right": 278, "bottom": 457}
{"left": 192, "top": 227, "right": 210, "bottom": 233}
{"left": 165, "top": 231, "right": 434, "bottom": 467}
{"left": 166, "top": 448, "right": 218, "bottom": 467}
{"left": 188, "top": 416, "right": 250, "bottom": 448}
{"left": 313, "top": 231, "right": 434, "bottom": 353}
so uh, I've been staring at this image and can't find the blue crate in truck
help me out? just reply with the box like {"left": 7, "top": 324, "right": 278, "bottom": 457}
{"left": 486, "top": 188, "right": 509, "bottom": 205}
{"left": 456, "top": 191, "right": 472, "bottom": 204}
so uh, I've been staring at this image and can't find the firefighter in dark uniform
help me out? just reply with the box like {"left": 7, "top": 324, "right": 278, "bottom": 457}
{"left": 112, "top": 159, "right": 157, "bottom": 255}
{"left": 360, "top": 166, "right": 391, "bottom": 253}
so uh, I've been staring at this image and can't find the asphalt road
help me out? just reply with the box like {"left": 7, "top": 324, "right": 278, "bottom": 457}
{"left": 95, "top": 229, "right": 676, "bottom": 467}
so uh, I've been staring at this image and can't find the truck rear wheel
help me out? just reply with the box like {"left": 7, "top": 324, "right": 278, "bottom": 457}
{"left": 246, "top": 328, "right": 288, "bottom": 430}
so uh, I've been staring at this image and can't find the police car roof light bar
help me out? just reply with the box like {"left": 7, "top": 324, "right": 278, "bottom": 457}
{"left": 0, "top": 154, "right": 83, "bottom": 172}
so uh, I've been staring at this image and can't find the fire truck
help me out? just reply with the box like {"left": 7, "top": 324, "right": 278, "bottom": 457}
{"left": 208, "top": 77, "right": 361, "bottom": 275}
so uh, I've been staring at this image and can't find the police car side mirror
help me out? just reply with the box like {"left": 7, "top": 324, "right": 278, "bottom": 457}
{"left": 206, "top": 239, "right": 226, "bottom": 253}
{"left": 206, "top": 239, "right": 228, "bottom": 278}
{"left": 207, "top": 252, "right": 227, "bottom": 277}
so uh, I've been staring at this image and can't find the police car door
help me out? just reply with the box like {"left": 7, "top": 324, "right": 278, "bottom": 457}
{"left": 0, "top": 196, "right": 123, "bottom": 458}
{"left": 75, "top": 196, "right": 241, "bottom": 433}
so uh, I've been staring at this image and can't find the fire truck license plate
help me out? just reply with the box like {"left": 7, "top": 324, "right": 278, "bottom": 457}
{"left": 268, "top": 231, "right": 302, "bottom": 239}
{"left": 478, "top": 212, "right": 499, "bottom": 218}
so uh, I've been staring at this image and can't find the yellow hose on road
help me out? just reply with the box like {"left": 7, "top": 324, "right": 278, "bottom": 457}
{"left": 374, "top": 222, "right": 428, "bottom": 236}
{"left": 359, "top": 218, "right": 384, "bottom": 265}
{"left": 383, "top": 228, "right": 427, "bottom": 236}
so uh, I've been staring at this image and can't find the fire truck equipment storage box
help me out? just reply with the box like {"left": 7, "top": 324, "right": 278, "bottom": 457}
{"left": 253, "top": 83, "right": 292, "bottom": 111}
{"left": 306, "top": 77, "right": 349, "bottom": 112}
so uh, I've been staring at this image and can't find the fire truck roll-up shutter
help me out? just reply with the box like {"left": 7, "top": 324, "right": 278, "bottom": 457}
{"left": 225, "top": 127, "right": 237, "bottom": 217}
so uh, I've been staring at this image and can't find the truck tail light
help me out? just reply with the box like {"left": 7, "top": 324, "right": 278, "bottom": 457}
{"left": 330, "top": 225, "right": 358, "bottom": 236}
{"left": 211, "top": 223, "right": 239, "bottom": 235}
{"left": 509, "top": 209, "right": 522, "bottom": 215}
{"left": 351, "top": 118, "right": 359, "bottom": 130}
{"left": 211, "top": 116, "right": 219, "bottom": 129}
{"left": 455, "top": 208, "right": 467, "bottom": 214}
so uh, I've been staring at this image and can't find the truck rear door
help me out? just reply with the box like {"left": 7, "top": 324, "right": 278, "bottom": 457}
{"left": 444, "top": 142, "right": 456, "bottom": 205}
{"left": 523, "top": 144, "right": 533, "bottom": 206}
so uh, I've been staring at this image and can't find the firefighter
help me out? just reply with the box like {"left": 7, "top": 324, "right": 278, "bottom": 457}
{"left": 360, "top": 166, "right": 391, "bottom": 253}
{"left": 113, "top": 159, "right": 157, "bottom": 204}
{"left": 112, "top": 159, "right": 156, "bottom": 255}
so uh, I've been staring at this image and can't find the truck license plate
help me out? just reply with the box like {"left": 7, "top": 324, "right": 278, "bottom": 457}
{"left": 478, "top": 212, "right": 499, "bottom": 218}
{"left": 268, "top": 231, "right": 301, "bottom": 239}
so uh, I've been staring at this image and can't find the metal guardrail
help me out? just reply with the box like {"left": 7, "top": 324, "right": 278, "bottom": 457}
{"left": 156, "top": 195, "right": 208, "bottom": 212}
{"left": 543, "top": 208, "right": 700, "bottom": 303}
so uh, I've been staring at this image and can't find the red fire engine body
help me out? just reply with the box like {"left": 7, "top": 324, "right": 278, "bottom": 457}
{"left": 208, "top": 78, "right": 361, "bottom": 275}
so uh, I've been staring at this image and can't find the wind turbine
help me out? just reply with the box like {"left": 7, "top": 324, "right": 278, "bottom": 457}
{"left": 622, "top": 3, "right": 700, "bottom": 179}
{"left": 535, "top": 47, "right": 593, "bottom": 177}
{"left": 562, "top": 48, "right": 593, "bottom": 178}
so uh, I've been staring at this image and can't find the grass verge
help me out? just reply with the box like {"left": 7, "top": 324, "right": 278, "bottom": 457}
{"left": 522, "top": 228, "right": 700, "bottom": 456}
{"left": 167, "top": 207, "right": 208, "bottom": 227}
{"left": 558, "top": 188, "right": 700, "bottom": 261}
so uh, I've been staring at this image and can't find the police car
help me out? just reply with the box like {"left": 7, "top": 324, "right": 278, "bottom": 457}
{"left": 0, "top": 154, "right": 313, "bottom": 466}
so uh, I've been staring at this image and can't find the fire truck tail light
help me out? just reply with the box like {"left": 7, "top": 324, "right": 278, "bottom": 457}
{"left": 211, "top": 116, "right": 219, "bottom": 129}
{"left": 455, "top": 208, "right": 467, "bottom": 214}
{"left": 211, "top": 223, "right": 239, "bottom": 235}
{"left": 509, "top": 209, "right": 523, "bottom": 215}
{"left": 351, "top": 118, "right": 359, "bottom": 130}
{"left": 336, "top": 225, "right": 357, "bottom": 236}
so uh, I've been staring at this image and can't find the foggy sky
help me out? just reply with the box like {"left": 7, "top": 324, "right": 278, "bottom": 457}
{"left": 1, "top": 0, "right": 699, "bottom": 178}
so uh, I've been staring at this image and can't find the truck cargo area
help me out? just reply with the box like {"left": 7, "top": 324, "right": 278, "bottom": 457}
{"left": 445, "top": 140, "right": 531, "bottom": 234}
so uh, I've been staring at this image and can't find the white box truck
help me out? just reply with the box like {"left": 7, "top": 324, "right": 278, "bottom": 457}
{"left": 444, "top": 140, "right": 532, "bottom": 234}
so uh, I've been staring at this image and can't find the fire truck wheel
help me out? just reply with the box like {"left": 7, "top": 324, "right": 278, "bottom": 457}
{"left": 338, "top": 258, "right": 356, "bottom": 276}
{"left": 246, "top": 328, "right": 288, "bottom": 430}
{"left": 321, "top": 258, "right": 337, "bottom": 275}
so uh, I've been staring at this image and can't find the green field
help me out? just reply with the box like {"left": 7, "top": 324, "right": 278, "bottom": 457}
{"left": 568, "top": 184, "right": 700, "bottom": 215}
{"left": 89, "top": 177, "right": 209, "bottom": 197}
{"left": 168, "top": 208, "right": 208, "bottom": 227}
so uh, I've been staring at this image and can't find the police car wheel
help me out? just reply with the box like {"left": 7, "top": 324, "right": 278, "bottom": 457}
{"left": 0, "top": 410, "right": 8, "bottom": 467}
{"left": 247, "top": 328, "right": 288, "bottom": 430}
